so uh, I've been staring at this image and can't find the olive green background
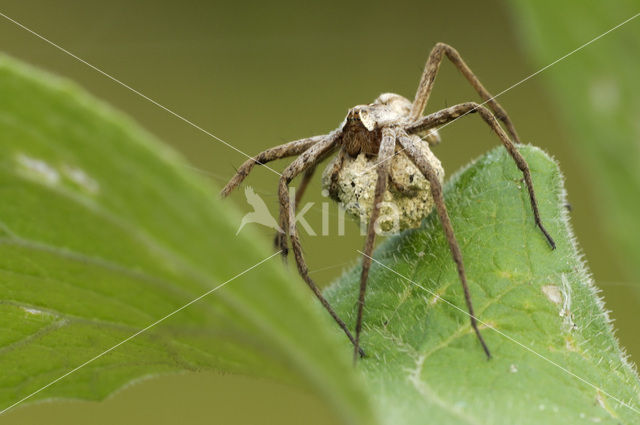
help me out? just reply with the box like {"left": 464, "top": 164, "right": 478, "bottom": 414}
{"left": 0, "top": 0, "right": 637, "bottom": 424}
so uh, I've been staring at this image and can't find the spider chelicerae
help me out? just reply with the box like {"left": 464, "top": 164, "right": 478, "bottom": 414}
{"left": 222, "top": 43, "right": 556, "bottom": 362}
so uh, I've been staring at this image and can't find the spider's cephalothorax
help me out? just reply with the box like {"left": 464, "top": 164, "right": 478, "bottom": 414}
{"left": 340, "top": 107, "right": 381, "bottom": 157}
{"left": 324, "top": 93, "right": 445, "bottom": 232}
{"left": 222, "top": 43, "right": 556, "bottom": 362}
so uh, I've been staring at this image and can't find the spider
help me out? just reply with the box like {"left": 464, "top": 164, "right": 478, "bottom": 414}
{"left": 222, "top": 43, "right": 556, "bottom": 362}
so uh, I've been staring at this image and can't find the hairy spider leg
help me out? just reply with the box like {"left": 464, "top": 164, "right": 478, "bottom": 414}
{"left": 273, "top": 164, "right": 316, "bottom": 252}
{"left": 221, "top": 135, "right": 324, "bottom": 198}
{"left": 277, "top": 135, "right": 366, "bottom": 357}
{"left": 353, "top": 127, "right": 396, "bottom": 362}
{"left": 276, "top": 132, "right": 339, "bottom": 256}
{"left": 397, "top": 131, "right": 492, "bottom": 358}
{"left": 410, "top": 42, "right": 520, "bottom": 143}
{"left": 406, "top": 102, "right": 556, "bottom": 249}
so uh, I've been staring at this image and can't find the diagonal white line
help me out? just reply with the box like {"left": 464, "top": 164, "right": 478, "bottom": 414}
{"left": 358, "top": 250, "right": 640, "bottom": 416}
{"left": 0, "top": 250, "right": 282, "bottom": 416}
{"left": 360, "top": 11, "right": 640, "bottom": 175}
{"left": 0, "top": 11, "right": 282, "bottom": 177}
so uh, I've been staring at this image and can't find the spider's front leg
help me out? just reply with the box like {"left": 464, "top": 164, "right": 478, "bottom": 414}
{"left": 354, "top": 127, "right": 397, "bottom": 363}
{"left": 276, "top": 132, "right": 338, "bottom": 257}
{"left": 398, "top": 131, "right": 492, "bottom": 359}
{"left": 410, "top": 42, "right": 520, "bottom": 143}
{"left": 273, "top": 165, "right": 315, "bottom": 254}
{"left": 221, "top": 135, "right": 324, "bottom": 198}
{"left": 275, "top": 142, "right": 338, "bottom": 252}
{"left": 277, "top": 135, "right": 364, "bottom": 356}
{"left": 406, "top": 102, "right": 556, "bottom": 249}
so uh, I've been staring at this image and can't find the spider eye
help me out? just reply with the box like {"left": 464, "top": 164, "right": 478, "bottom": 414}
{"left": 347, "top": 111, "right": 361, "bottom": 122}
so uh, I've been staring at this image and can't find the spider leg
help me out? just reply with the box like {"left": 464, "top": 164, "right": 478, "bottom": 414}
{"left": 410, "top": 42, "right": 520, "bottom": 143}
{"left": 406, "top": 102, "right": 555, "bottom": 249}
{"left": 397, "top": 131, "right": 491, "bottom": 359}
{"left": 276, "top": 133, "right": 339, "bottom": 258}
{"left": 277, "top": 133, "right": 335, "bottom": 254}
{"left": 273, "top": 165, "right": 316, "bottom": 251}
{"left": 354, "top": 127, "right": 397, "bottom": 363}
{"left": 220, "top": 134, "right": 326, "bottom": 198}
{"left": 277, "top": 134, "right": 363, "bottom": 355}
{"left": 295, "top": 166, "right": 316, "bottom": 207}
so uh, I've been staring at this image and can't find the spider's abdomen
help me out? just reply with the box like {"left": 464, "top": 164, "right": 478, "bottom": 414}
{"left": 321, "top": 134, "right": 444, "bottom": 233}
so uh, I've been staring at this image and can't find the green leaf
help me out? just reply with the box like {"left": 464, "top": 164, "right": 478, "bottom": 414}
{"left": 326, "top": 146, "right": 640, "bottom": 424}
{"left": 508, "top": 1, "right": 640, "bottom": 283}
{"left": 0, "top": 54, "right": 375, "bottom": 425}
{"left": 2, "top": 53, "right": 639, "bottom": 425}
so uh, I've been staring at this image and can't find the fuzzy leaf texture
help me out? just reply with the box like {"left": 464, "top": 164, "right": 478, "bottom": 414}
{"left": 325, "top": 147, "right": 640, "bottom": 423}
{"left": 0, "top": 55, "right": 639, "bottom": 424}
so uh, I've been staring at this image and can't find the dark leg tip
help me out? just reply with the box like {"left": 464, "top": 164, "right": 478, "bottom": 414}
{"left": 536, "top": 222, "right": 556, "bottom": 250}
{"left": 545, "top": 233, "right": 556, "bottom": 250}
{"left": 274, "top": 233, "right": 289, "bottom": 258}
{"left": 352, "top": 335, "right": 367, "bottom": 362}
{"left": 358, "top": 346, "right": 366, "bottom": 358}
{"left": 352, "top": 345, "right": 367, "bottom": 365}
{"left": 480, "top": 340, "right": 491, "bottom": 360}
{"left": 484, "top": 348, "right": 492, "bottom": 360}
{"left": 472, "top": 323, "right": 492, "bottom": 360}
{"left": 279, "top": 247, "right": 288, "bottom": 265}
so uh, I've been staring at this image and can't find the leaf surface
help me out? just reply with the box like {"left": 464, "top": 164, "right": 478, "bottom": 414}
{"left": 1, "top": 54, "right": 639, "bottom": 425}
{"left": 0, "top": 54, "right": 374, "bottom": 425}
{"left": 327, "top": 146, "right": 640, "bottom": 424}
{"left": 509, "top": 1, "right": 640, "bottom": 283}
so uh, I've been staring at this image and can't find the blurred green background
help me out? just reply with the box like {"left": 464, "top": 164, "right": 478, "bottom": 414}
{"left": 1, "top": 0, "right": 638, "bottom": 423}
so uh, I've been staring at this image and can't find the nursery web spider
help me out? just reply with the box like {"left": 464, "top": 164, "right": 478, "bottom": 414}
{"left": 222, "top": 43, "right": 556, "bottom": 362}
